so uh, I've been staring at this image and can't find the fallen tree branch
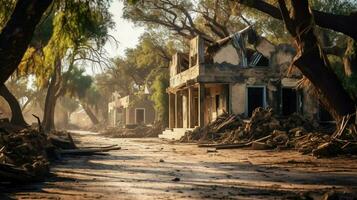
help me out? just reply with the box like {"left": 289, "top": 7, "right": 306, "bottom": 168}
{"left": 198, "top": 135, "right": 272, "bottom": 149}
{"left": 66, "top": 132, "right": 76, "bottom": 149}
{"left": 215, "top": 135, "right": 271, "bottom": 149}
{"left": 32, "top": 114, "right": 42, "bottom": 132}
{"left": 59, "top": 146, "right": 121, "bottom": 155}
{"left": 82, "top": 144, "right": 118, "bottom": 149}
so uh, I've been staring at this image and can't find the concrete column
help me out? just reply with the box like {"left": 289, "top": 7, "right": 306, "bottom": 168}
{"left": 188, "top": 87, "right": 193, "bottom": 128}
{"left": 168, "top": 93, "right": 175, "bottom": 129}
{"left": 198, "top": 83, "right": 205, "bottom": 127}
{"left": 182, "top": 90, "right": 188, "bottom": 128}
{"left": 175, "top": 92, "right": 178, "bottom": 128}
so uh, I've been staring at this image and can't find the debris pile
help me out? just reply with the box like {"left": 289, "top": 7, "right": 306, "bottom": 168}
{"left": 180, "top": 112, "right": 243, "bottom": 142}
{"left": 0, "top": 120, "right": 121, "bottom": 183}
{"left": 0, "top": 127, "right": 52, "bottom": 182}
{"left": 180, "top": 107, "right": 357, "bottom": 157}
{"left": 101, "top": 122, "right": 164, "bottom": 138}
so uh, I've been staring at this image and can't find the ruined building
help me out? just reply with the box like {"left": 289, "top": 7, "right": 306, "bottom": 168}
{"left": 108, "top": 93, "right": 155, "bottom": 128}
{"left": 159, "top": 26, "right": 331, "bottom": 139}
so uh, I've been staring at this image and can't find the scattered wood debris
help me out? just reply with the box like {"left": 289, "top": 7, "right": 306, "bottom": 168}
{"left": 0, "top": 120, "right": 121, "bottom": 183}
{"left": 59, "top": 146, "right": 121, "bottom": 155}
{"left": 180, "top": 107, "right": 357, "bottom": 157}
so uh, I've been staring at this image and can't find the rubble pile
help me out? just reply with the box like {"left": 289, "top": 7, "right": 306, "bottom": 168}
{"left": 0, "top": 121, "right": 122, "bottom": 183}
{"left": 0, "top": 127, "right": 52, "bottom": 182}
{"left": 101, "top": 122, "right": 164, "bottom": 138}
{"left": 180, "top": 107, "right": 357, "bottom": 157}
{"left": 180, "top": 112, "right": 243, "bottom": 142}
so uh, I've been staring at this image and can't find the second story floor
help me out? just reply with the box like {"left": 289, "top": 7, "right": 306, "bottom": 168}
{"left": 169, "top": 26, "right": 298, "bottom": 89}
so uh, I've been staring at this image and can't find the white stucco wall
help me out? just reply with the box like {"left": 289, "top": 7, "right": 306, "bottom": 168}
{"left": 281, "top": 78, "right": 298, "bottom": 87}
{"left": 275, "top": 51, "right": 294, "bottom": 67}
{"left": 213, "top": 44, "right": 240, "bottom": 65}
{"left": 231, "top": 83, "right": 246, "bottom": 115}
{"left": 255, "top": 38, "right": 276, "bottom": 58}
{"left": 182, "top": 94, "right": 188, "bottom": 128}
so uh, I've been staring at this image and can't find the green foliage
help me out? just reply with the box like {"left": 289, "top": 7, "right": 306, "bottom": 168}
{"left": 63, "top": 66, "right": 93, "bottom": 99}
{"left": 103, "top": 31, "right": 174, "bottom": 124}
{"left": 81, "top": 86, "right": 104, "bottom": 112}
{"left": 43, "top": 0, "right": 113, "bottom": 69}
{"left": 150, "top": 72, "right": 169, "bottom": 124}
{"left": 0, "top": 0, "right": 15, "bottom": 28}
{"left": 18, "top": 0, "right": 114, "bottom": 88}
{"left": 108, "top": 32, "right": 173, "bottom": 96}
{"left": 53, "top": 0, "right": 113, "bottom": 48}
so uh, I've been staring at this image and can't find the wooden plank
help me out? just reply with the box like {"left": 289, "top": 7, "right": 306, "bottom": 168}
{"left": 198, "top": 135, "right": 272, "bottom": 149}
{"left": 59, "top": 146, "right": 121, "bottom": 155}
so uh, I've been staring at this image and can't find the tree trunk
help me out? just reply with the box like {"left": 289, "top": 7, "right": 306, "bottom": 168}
{"left": 82, "top": 104, "right": 99, "bottom": 125}
{"left": 0, "top": 0, "right": 53, "bottom": 83}
{"left": 43, "top": 76, "right": 58, "bottom": 132}
{"left": 343, "top": 38, "right": 357, "bottom": 77}
{"left": 43, "top": 86, "right": 57, "bottom": 132}
{"left": 43, "top": 59, "right": 62, "bottom": 133}
{"left": 238, "top": 0, "right": 357, "bottom": 41}
{"left": 0, "top": 83, "right": 27, "bottom": 126}
{"left": 277, "top": 0, "right": 356, "bottom": 121}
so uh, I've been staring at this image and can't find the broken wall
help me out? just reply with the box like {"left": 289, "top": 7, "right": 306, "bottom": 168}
{"left": 203, "top": 85, "right": 229, "bottom": 123}
{"left": 213, "top": 44, "right": 240, "bottom": 66}
{"left": 231, "top": 83, "right": 246, "bottom": 115}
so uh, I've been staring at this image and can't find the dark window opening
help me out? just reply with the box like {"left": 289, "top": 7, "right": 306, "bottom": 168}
{"left": 246, "top": 49, "right": 269, "bottom": 67}
{"left": 255, "top": 55, "right": 269, "bottom": 66}
{"left": 247, "top": 87, "right": 264, "bottom": 117}
{"left": 179, "top": 55, "right": 189, "bottom": 72}
{"left": 282, "top": 88, "right": 298, "bottom": 116}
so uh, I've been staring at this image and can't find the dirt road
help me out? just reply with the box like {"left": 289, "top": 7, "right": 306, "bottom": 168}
{"left": 1, "top": 131, "right": 357, "bottom": 199}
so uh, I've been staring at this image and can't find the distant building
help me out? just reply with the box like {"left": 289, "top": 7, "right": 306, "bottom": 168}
{"left": 159, "top": 26, "right": 330, "bottom": 140}
{"left": 108, "top": 94, "right": 155, "bottom": 127}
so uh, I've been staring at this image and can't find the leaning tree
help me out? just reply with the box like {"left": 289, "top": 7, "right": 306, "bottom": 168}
{"left": 235, "top": 0, "right": 356, "bottom": 123}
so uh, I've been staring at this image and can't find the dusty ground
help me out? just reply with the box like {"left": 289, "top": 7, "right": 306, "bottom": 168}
{"left": 1, "top": 131, "right": 357, "bottom": 200}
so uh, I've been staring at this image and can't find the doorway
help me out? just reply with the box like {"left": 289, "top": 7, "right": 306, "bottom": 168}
{"left": 135, "top": 108, "right": 145, "bottom": 124}
{"left": 247, "top": 86, "right": 265, "bottom": 117}
{"left": 282, "top": 88, "right": 298, "bottom": 116}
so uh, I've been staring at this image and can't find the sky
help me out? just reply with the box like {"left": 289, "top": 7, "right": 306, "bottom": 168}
{"left": 83, "top": 1, "right": 144, "bottom": 75}
{"left": 104, "top": 1, "right": 145, "bottom": 58}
